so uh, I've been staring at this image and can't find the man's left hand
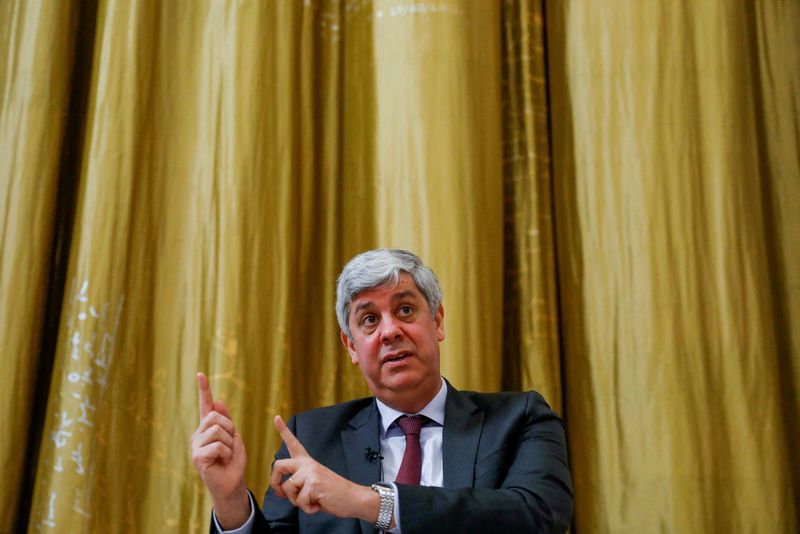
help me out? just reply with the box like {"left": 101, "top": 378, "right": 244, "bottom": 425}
{"left": 270, "top": 416, "right": 381, "bottom": 523}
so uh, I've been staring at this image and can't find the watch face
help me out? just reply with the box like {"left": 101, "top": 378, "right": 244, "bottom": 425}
{"left": 372, "top": 482, "right": 393, "bottom": 495}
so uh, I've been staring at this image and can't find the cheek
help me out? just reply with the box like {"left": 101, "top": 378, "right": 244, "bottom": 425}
{"left": 351, "top": 337, "right": 379, "bottom": 364}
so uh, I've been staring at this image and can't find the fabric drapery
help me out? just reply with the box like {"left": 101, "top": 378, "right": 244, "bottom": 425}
{"left": 500, "top": 0, "right": 562, "bottom": 408}
{"left": 548, "top": 1, "right": 799, "bottom": 531}
{"left": 0, "top": 0, "right": 83, "bottom": 525}
{"left": 1, "top": 0, "right": 797, "bottom": 531}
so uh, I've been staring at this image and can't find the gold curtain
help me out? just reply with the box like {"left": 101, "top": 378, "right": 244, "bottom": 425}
{"left": 1, "top": 0, "right": 797, "bottom": 532}
{"left": 5, "top": 0, "right": 508, "bottom": 530}
{"left": 548, "top": 1, "right": 799, "bottom": 531}
{"left": 500, "top": 0, "right": 562, "bottom": 409}
{"left": 0, "top": 0, "right": 82, "bottom": 525}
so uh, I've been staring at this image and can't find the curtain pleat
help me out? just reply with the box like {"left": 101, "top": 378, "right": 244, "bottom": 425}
{"left": 0, "top": 0, "right": 81, "bottom": 526}
{"left": 500, "top": 0, "right": 562, "bottom": 409}
{"left": 362, "top": 0, "right": 505, "bottom": 391}
{"left": 548, "top": 1, "right": 799, "bottom": 531}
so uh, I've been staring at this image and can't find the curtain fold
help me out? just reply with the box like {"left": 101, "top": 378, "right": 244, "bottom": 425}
{"left": 364, "top": 0, "right": 505, "bottom": 391}
{"left": 0, "top": 0, "right": 82, "bottom": 526}
{"left": 750, "top": 2, "right": 800, "bottom": 499}
{"left": 500, "top": 0, "right": 562, "bottom": 409}
{"left": 548, "top": 1, "right": 799, "bottom": 531}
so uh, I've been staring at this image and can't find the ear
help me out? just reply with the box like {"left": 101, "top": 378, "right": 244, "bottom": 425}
{"left": 340, "top": 330, "right": 359, "bottom": 365}
{"left": 434, "top": 304, "right": 445, "bottom": 341}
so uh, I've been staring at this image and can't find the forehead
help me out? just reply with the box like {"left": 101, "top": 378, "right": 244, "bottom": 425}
{"left": 350, "top": 274, "right": 424, "bottom": 308}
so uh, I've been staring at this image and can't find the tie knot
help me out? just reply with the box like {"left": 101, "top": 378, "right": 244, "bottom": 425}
{"left": 396, "top": 415, "right": 427, "bottom": 437}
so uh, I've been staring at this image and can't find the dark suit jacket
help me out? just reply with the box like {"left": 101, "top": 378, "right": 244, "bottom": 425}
{"left": 224, "top": 380, "right": 572, "bottom": 533}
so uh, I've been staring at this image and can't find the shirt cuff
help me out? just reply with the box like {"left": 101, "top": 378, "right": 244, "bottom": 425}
{"left": 212, "top": 492, "right": 256, "bottom": 534}
{"left": 387, "top": 482, "right": 401, "bottom": 533}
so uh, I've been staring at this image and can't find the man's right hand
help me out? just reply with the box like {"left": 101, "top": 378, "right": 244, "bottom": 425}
{"left": 191, "top": 372, "right": 250, "bottom": 529}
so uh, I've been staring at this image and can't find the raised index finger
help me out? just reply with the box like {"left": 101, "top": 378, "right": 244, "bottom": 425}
{"left": 274, "top": 415, "right": 308, "bottom": 458}
{"left": 197, "top": 372, "right": 214, "bottom": 420}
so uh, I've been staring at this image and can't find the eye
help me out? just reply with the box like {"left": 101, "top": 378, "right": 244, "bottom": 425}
{"left": 360, "top": 314, "right": 377, "bottom": 327}
{"left": 398, "top": 305, "right": 414, "bottom": 317}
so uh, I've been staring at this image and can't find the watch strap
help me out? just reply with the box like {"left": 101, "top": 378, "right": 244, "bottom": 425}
{"left": 370, "top": 482, "right": 394, "bottom": 531}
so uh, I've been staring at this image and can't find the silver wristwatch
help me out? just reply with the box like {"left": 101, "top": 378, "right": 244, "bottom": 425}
{"left": 370, "top": 482, "right": 395, "bottom": 531}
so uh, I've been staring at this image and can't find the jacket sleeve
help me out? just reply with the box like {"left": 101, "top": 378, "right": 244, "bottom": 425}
{"left": 256, "top": 417, "right": 299, "bottom": 533}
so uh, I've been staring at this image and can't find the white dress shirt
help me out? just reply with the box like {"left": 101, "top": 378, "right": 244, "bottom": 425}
{"left": 215, "top": 377, "right": 448, "bottom": 533}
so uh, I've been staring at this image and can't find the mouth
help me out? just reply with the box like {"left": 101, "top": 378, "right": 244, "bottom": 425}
{"left": 382, "top": 351, "right": 412, "bottom": 365}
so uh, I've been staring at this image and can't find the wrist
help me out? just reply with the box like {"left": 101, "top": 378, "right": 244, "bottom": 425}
{"left": 347, "top": 483, "right": 381, "bottom": 521}
{"left": 213, "top": 485, "right": 250, "bottom": 530}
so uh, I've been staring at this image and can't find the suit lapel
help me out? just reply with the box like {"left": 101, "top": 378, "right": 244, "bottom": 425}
{"left": 341, "top": 401, "right": 382, "bottom": 534}
{"left": 442, "top": 380, "right": 484, "bottom": 488}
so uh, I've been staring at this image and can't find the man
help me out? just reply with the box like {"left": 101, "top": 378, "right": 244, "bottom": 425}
{"left": 192, "top": 249, "right": 573, "bottom": 533}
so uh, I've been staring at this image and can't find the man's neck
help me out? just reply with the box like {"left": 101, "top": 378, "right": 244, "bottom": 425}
{"left": 375, "top": 376, "right": 446, "bottom": 417}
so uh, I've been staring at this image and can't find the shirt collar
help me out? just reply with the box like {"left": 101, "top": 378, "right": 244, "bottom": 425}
{"left": 375, "top": 376, "right": 448, "bottom": 437}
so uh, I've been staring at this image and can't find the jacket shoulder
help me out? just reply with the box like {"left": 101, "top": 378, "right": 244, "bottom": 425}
{"left": 453, "top": 388, "right": 559, "bottom": 419}
{"left": 289, "top": 396, "right": 375, "bottom": 436}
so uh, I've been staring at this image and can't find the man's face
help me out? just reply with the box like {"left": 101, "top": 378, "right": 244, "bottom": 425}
{"left": 340, "top": 273, "right": 445, "bottom": 413}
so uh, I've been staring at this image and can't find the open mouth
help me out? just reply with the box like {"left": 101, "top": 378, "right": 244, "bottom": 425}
{"left": 384, "top": 352, "right": 410, "bottom": 364}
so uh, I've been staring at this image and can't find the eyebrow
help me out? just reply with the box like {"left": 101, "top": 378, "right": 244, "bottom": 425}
{"left": 390, "top": 290, "right": 418, "bottom": 303}
{"left": 351, "top": 289, "right": 420, "bottom": 314}
{"left": 352, "top": 301, "right": 375, "bottom": 314}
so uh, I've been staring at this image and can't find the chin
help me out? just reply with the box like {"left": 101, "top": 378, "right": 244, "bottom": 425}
{"left": 388, "top": 374, "right": 434, "bottom": 394}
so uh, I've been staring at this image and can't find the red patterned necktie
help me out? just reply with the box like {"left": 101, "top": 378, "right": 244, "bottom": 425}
{"left": 394, "top": 415, "right": 427, "bottom": 485}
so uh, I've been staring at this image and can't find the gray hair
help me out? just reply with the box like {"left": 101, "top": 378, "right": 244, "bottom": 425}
{"left": 336, "top": 249, "right": 443, "bottom": 340}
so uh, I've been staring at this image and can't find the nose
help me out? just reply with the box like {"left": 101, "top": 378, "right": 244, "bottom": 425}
{"left": 380, "top": 315, "right": 403, "bottom": 343}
